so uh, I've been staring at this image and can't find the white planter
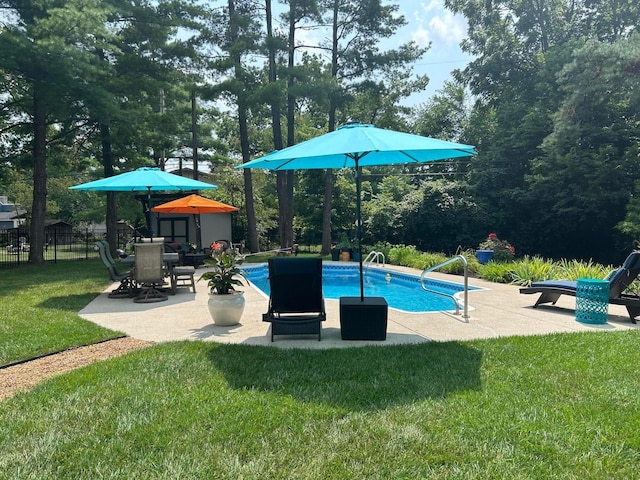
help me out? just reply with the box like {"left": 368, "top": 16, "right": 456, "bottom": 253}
{"left": 207, "top": 291, "right": 245, "bottom": 326}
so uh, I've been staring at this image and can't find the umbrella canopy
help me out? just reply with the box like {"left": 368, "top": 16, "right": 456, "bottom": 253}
{"left": 70, "top": 167, "right": 217, "bottom": 238}
{"left": 151, "top": 195, "right": 238, "bottom": 251}
{"left": 69, "top": 167, "right": 218, "bottom": 192}
{"left": 151, "top": 194, "right": 238, "bottom": 214}
{"left": 238, "top": 123, "right": 476, "bottom": 170}
{"left": 237, "top": 123, "right": 476, "bottom": 300}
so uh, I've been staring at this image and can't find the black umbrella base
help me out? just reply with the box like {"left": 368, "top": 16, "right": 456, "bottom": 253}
{"left": 339, "top": 296, "right": 388, "bottom": 340}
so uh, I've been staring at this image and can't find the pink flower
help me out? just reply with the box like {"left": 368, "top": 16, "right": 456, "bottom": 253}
{"left": 488, "top": 233, "right": 497, "bottom": 240}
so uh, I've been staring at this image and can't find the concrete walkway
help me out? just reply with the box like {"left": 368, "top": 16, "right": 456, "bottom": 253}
{"left": 78, "top": 264, "right": 639, "bottom": 349}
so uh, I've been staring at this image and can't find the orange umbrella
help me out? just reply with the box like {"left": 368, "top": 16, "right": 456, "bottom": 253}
{"left": 151, "top": 194, "right": 238, "bottom": 214}
{"left": 152, "top": 194, "right": 238, "bottom": 250}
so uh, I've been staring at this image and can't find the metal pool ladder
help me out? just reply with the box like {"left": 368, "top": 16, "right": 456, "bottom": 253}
{"left": 420, "top": 255, "right": 469, "bottom": 322}
{"left": 363, "top": 251, "right": 386, "bottom": 268}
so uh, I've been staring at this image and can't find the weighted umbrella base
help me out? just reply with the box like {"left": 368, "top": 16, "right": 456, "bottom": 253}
{"left": 339, "top": 296, "right": 388, "bottom": 340}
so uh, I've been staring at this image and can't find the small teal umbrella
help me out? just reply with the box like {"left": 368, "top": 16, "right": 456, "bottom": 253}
{"left": 70, "top": 167, "right": 217, "bottom": 237}
{"left": 237, "top": 123, "right": 476, "bottom": 300}
{"left": 70, "top": 167, "right": 217, "bottom": 192}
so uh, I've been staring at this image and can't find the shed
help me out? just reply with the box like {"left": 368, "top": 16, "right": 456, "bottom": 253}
{"left": 45, "top": 221, "right": 73, "bottom": 244}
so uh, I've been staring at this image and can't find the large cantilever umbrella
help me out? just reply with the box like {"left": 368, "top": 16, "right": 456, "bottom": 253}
{"left": 70, "top": 167, "right": 217, "bottom": 237}
{"left": 151, "top": 194, "right": 238, "bottom": 251}
{"left": 237, "top": 122, "right": 476, "bottom": 300}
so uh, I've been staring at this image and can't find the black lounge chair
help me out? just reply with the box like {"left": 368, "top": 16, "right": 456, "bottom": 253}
{"left": 520, "top": 251, "right": 640, "bottom": 323}
{"left": 263, "top": 257, "right": 326, "bottom": 341}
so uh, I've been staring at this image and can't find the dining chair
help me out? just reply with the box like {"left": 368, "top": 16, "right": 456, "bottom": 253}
{"left": 133, "top": 243, "right": 168, "bottom": 303}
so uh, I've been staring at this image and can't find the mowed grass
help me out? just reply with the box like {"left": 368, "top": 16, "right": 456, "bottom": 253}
{"left": 0, "top": 259, "right": 124, "bottom": 365}
{"left": 2, "top": 336, "right": 640, "bottom": 478}
{"left": 1, "top": 260, "right": 640, "bottom": 478}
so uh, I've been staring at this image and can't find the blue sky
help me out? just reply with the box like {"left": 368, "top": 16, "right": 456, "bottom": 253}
{"left": 290, "top": 0, "right": 472, "bottom": 108}
{"left": 392, "top": 0, "right": 472, "bottom": 106}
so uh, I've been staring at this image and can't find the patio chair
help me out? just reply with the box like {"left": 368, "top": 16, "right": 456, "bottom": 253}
{"left": 133, "top": 243, "right": 168, "bottom": 303}
{"left": 519, "top": 251, "right": 640, "bottom": 323}
{"left": 95, "top": 241, "right": 136, "bottom": 298}
{"left": 263, "top": 257, "right": 326, "bottom": 341}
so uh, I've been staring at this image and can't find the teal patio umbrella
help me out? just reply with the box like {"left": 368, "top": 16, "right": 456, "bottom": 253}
{"left": 70, "top": 167, "right": 217, "bottom": 237}
{"left": 237, "top": 123, "right": 476, "bottom": 300}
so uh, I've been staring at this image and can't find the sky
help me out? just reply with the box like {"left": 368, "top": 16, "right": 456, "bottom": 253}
{"left": 289, "top": 0, "right": 473, "bottom": 108}
{"left": 391, "top": 0, "right": 473, "bottom": 106}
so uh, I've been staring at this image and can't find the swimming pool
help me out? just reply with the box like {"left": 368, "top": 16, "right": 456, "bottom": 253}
{"left": 242, "top": 263, "right": 476, "bottom": 313}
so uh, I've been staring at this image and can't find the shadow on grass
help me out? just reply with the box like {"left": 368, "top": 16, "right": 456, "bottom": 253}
{"left": 206, "top": 342, "right": 482, "bottom": 411}
{"left": 38, "top": 294, "right": 104, "bottom": 312}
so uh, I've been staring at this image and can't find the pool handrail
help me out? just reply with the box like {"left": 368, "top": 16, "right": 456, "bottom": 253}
{"left": 420, "top": 255, "right": 469, "bottom": 322}
{"left": 363, "top": 251, "right": 385, "bottom": 269}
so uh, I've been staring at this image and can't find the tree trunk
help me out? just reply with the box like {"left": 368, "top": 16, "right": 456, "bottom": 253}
{"left": 100, "top": 123, "right": 118, "bottom": 256}
{"left": 29, "top": 82, "right": 47, "bottom": 265}
{"left": 238, "top": 99, "right": 258, "bottom": 253}
{"left": 321, "top": 170, "right": 333, "bottom": 254}
{"left": 266, "top": 0, "right": 283, "bottom": 153}
{"left": 191, "top": 90, "right": 198, "bottom": 180}
{"left": 230, "top": 0, "right": 259, "bottom": 253}
{"left": 269, "top": 0, "right": 289, "bottom": 251}
{"left": 320, "top": 0, "right": 340, "bottom": 255}
{"left": 243, "top": 168, "right": 259, "bottom": 253}
{"left": 280, "top": 0, "right": 297, "bottom": 249}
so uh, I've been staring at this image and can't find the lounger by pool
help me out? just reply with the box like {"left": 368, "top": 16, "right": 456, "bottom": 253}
{"left": 520, "top": 251, "right": 640, "bottom": 323}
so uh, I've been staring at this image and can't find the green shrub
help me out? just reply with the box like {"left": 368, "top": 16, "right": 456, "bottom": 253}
{"left": 388, "top": 245, "right": 420, "bottom": 266}
{"left": 556, "top": 258, "right": 611, "bottom": 281}
{"left": 374, "top": 245, "right": 640, "bottom": 294}
{"left": 403, "top": 252, "right": 444, "bottom": 270}
{"left": 479, "top": 261, "right": 520, "bottom": 283}
{"left": 369, "top": 241, "right": 394, "bottom": 261}
{"left": 509, "top": 256, "right": 560, "bottom": 286}
{"left": 456, "top": 249, "right": 482, "bottom": 275}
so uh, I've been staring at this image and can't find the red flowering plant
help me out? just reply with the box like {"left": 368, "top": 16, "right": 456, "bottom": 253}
{"left": 478, "top": 232, "right": 515, "bottom": 262}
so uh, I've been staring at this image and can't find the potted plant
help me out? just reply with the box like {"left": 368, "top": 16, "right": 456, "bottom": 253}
{"left": 199, "top": 250, "right": 246, "bottom": 326}
{"left": 476, "top": 233, "right": 515, "bottom": 264}
{"left": 339, "top": 238, "right": 352, "bottom": 262}
{"left": 330, "top": 243, "right": 340, "bottom": 261}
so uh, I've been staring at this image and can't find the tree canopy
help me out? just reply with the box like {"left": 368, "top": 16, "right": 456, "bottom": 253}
{"left": 1, "top": 0, "right": 639, "bottom": 265}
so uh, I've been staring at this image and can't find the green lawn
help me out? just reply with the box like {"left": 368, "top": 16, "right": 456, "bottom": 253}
{"left": 1, "top": 260, "right": 639, "bottom": 478}
{"left": 0, "top": 259, "right": 124, "bottom": 365}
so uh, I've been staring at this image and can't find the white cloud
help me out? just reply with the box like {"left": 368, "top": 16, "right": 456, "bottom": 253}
{"left": 429, "top": 10, "right": 467, "bottom": 46}
{"left": 409, "top": 0, "right": 467, "bottom": 49}
{"left": 412, "top": 27, "right": 431, "bottom": 48}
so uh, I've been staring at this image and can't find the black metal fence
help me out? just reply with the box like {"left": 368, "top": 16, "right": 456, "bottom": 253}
{"left": 0, "top": 227, "right": 134, "bottom": 269}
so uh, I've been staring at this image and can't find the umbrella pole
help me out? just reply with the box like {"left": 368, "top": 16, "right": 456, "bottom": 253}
{"left": 146, "top": 187, "right": 154, "bottom": 240}
{"left": 355, "top": 158, "right": 364, "bottom": 301}
{"left": 194, "top": 213, "right": 202, "bottom": 252}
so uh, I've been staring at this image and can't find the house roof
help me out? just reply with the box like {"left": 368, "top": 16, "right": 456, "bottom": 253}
{"left": 45, "top": 220, "right": 73, "bottom": 227}
{"left": 0, "top": 211, "right": 20, "bottom": 221}
{"left": 0, "top": 199, "right": 26, "bottom": 218}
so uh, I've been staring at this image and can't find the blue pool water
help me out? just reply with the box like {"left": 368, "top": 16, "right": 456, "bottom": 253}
{"left": 242, "top": 263, "right": 476, "bottom": 313}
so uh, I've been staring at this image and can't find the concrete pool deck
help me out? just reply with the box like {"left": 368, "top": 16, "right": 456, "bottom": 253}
{"left": 78, "top": 263, "right": 640, "bottom": 348}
